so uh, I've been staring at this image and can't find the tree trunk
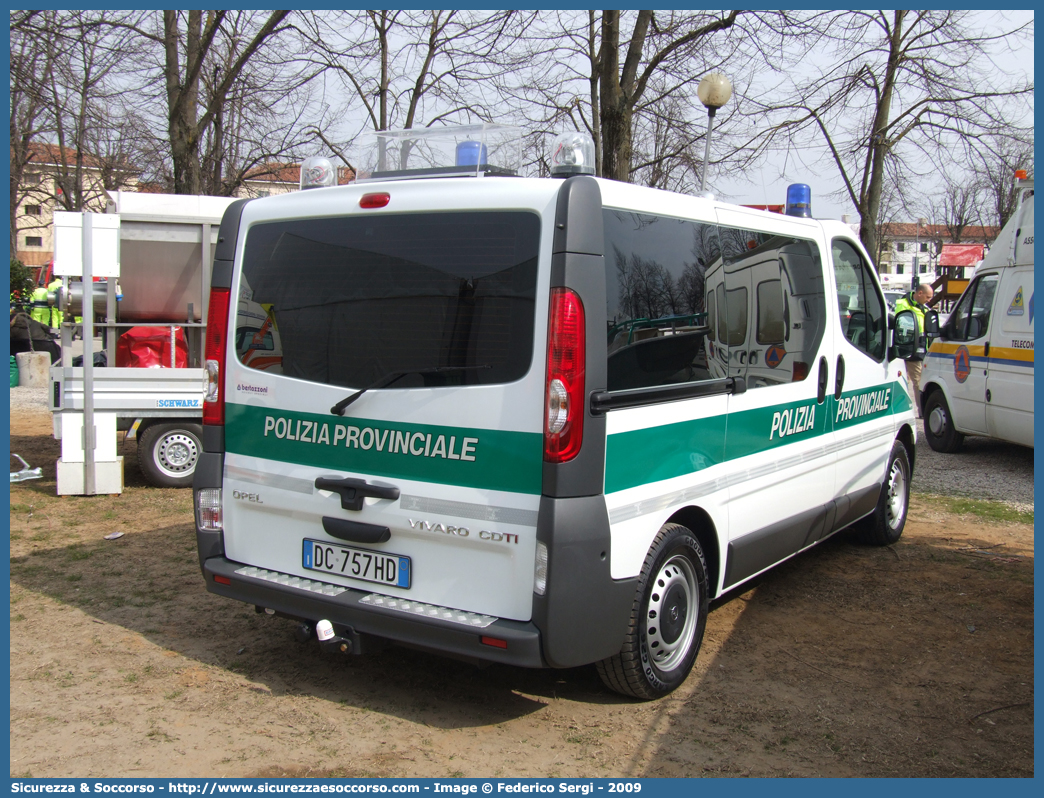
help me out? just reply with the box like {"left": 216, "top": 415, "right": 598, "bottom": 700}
{"left": 857, "top": 11, "right": 900, "bottom": 263}
{"left": 165, "top": 10, "right": 202, "bottom": 195}
{"left": 599, "top": 11, "right": 636, "bottom": 182}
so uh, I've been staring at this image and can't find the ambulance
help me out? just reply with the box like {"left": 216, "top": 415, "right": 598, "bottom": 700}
{"left": 919, "top": 175, "right": 1033, "bottom": 452}
{"left": 194, "top": 126, "right": 923, "bottom": 699}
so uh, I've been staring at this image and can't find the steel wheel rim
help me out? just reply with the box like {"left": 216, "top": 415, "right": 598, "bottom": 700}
{"left": 156, "top": 432, "right": 199, "bottom": 477}
{"left": 928, "top": 405, "right": 948, "bottom": 437}
{"left": 885, "top": 458, "right": 907, "bottom": 530}
{"left": 644, "top": 554, "right": 698, "bottom": 671}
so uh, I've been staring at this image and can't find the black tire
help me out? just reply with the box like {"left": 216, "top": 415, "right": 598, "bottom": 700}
{"left": 854, "top": 441, "right": 911, "bottom": 546}
{"left": 923, "top": 391, "right": 964, "bottom": 453}
{"left": 596, "top": 523, "right": 708, "bottom": 700}
{"left": 137, "top": 421, "right": 203, "bottom": 488}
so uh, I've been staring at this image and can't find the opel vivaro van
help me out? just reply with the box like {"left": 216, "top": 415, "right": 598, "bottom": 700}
{"left": 194, "top": 127, "right": 923, "bottom": 698}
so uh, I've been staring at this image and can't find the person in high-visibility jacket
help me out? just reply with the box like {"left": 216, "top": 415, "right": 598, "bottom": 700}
{"left": 46, "top": 277, "right": 64, "bottom": 328}
{"left": 29, "top": 284, "right": 50, "bottom": 326}
{"left": 894, "top": 284, "right": 933, "bottom": 417}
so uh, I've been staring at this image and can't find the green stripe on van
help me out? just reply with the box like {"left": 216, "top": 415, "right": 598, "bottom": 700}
{"left": 604, "top": 415, "right": 728, "bottom": 495}
{"left": 224, "top": 403, "right": 543, "bottom": 495}
{"left": 604, "top": 380, "right": 910, "bottom": 494}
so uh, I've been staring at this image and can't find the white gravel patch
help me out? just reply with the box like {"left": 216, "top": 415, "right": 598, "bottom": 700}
{"left": 911, "top": 420, "right": 1034, "bottom": 513}
{"left": 9, "top": 385, "right": 50, "bottom": 414}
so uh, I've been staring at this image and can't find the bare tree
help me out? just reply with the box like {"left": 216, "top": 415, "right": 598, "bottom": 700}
{"left": 503, "top": 11, "right": 793, "bottom": 192}
{"left": 928, "top": 174, "right": 988, "bottom": 244}
{"left": 972, "top": 136, "right": 1034, "bottom": 229}
{"left": 297, "top": 10, "right": 527, "bottom": 170}
{"left": 598, "top": 11, "right": 741, "bottom": 182}
{"left": 748, "top": 11, "right": 1033, "bottom": 259}
{"left": 9, "top": 11, "right": 58, "bottom": 252}
{"left": 109, "top": 11, "right": 295, "bottom": 194}
{"left": 45, "top": 10, "right": 147, "bottom": 212}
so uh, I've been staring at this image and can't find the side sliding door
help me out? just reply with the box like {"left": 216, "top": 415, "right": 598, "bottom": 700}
{"left": 715, "top": 210, "right": 835, "bottom": 591}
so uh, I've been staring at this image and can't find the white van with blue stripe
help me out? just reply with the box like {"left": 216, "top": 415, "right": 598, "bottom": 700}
{"left": 194, "top": 127, "right": 923, "bottom": 699}
{"left": 919, "top": 176, "right": 1033, "bottom": 452}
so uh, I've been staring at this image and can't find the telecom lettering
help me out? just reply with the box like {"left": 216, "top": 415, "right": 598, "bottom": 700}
{"left": 262, "top": 416, "right": 478, "bottom": 462}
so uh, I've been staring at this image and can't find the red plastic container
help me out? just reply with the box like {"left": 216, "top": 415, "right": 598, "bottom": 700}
{"left": 115, "top": 326, "right": 188, "bottom": 368}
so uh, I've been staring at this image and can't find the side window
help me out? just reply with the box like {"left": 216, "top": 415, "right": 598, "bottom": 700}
{"left": 719, "top": 226, "right": 826, "bottom": 388}
{"left": 715, "top": 283, "right": 727, "bottom": 343}
{"left": 706, "top": 288, "right": 716, "bottom": 342}
{"left": 832, "top": 239, "right": 886, "bottom": 361}
{"left": 603, "top": 209, "right": 721, "bottom": 391}
{"left": 725, "top": 287, "right": 747, "bottom": 345}
{"left": 757, "top": 279, "right": 785, "bottom": 344}
{"left": 950, "top": 275, "right": 999, "bottom": 341}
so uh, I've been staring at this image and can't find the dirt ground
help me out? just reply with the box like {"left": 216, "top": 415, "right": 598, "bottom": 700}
{"left": 9, "top": 403, "right": 1034, "bottom": 778}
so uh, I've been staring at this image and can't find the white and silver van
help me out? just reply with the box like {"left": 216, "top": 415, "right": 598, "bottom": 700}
{"left": 919, "top": 177, "right": 1033, "bottom": 451}
{"left": 194, "top": 128, "right": 923, "bottom": 699}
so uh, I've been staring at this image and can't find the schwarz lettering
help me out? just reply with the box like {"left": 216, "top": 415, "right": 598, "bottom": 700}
{"left": 261, "top": 415, "right": 481, "bottom": 462}
{"left": 155, "top": 398, "right": 201, "bottom": 408}
{"left": 1010, "top": 339, "right": 1034, "bottom": 349}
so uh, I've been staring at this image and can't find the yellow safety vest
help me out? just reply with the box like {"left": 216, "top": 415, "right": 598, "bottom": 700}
{"left": 47, "top": 279, "right": 64, "bottom": 327}
{"left": 29, "top": 286, "right": 50, "bottom": 325}
{"left": 894, "top": 293, "right": 926, "bottom": 333}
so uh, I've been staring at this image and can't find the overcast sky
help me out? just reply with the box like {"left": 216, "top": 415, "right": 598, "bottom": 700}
{"left": 709, "top": 9, "right": 1035, "bottom": 222}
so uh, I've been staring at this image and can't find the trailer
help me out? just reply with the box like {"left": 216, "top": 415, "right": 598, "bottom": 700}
{"left": 49, "top": 191, "right": 238, "bottom": 488}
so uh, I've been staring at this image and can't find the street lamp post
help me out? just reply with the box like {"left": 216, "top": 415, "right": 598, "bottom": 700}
{"left": 697, "top": 73, "right": 732, "bottom": 195}
{"left": 912, "top": 217, "right": 926, "bottom": 289}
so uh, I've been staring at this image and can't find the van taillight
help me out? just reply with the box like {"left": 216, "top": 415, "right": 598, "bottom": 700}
{"left": 203, "top": 287, "right": 231, "bottom": 426}
{"left": 544, "top": 287, "right": 585, "bottom": 463}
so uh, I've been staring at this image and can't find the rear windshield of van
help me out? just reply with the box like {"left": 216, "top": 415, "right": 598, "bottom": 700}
{"left": 237, "top": 211, "right": 540, "bottom": 389}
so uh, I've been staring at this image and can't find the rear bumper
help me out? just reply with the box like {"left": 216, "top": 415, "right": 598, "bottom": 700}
{"left": 202, "top": 556, "right": 546, "bottom": 668}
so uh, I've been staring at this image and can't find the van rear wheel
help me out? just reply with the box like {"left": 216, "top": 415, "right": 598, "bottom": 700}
{"left": 596, "top": 523, "right": 708, "bottom": 700}
{"left": 138, "top": 421, "right": 202, "bottom": 488}
{"left": 854, "top": 441, "right": 910, "bottom": 546}
{"left": 923, "top": 391, "right": 964, "bottom": 453}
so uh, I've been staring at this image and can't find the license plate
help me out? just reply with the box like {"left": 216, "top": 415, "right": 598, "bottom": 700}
{"left": 302, "top": 539, "right": 411, "bottom": 588}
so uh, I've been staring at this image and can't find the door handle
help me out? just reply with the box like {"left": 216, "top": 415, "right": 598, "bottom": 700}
{"left": 738, "top": 351, "right": 747, "bottom": 364}
{"left": 315, "top": 476, "right": 400, "bottom": 511}
{"left": 748, "top": 350, "right": 758, "bottom": 365}
{"left": 817, "top": 357, "right": 828, "bottom": 404}
{"left": 834, "top": 354, "right": 845, "bottom": 400}
{"left": 322, "top": 516, "right": 391, "bottom": 544}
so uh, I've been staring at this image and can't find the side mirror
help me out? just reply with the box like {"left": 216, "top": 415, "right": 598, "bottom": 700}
{"left": 889, "top": 310, "right": 917, "bottom": 361}
{"left": 922, "top": 309, "right": 940, "bottom": 337}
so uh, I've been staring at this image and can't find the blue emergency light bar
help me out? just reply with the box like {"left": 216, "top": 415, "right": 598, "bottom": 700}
{"left": 455, "top": 141, "right": 488, "bottom": 166}
{"left": 785, "top": 184, "right": 812, "bottom": 218}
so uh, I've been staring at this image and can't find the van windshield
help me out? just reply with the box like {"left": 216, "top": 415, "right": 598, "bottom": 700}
{"left": 237, "top": 211, "right": 540, "bottom": 389}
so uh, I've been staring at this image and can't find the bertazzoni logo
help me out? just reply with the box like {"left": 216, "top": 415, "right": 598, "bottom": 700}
{"left": 237, "top": 383, "right": 268, "bottom": 395}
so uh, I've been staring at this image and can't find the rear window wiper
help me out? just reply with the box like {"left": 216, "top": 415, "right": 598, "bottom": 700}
{"left": 330, "top": 365, "right": 491, "bottom": 416}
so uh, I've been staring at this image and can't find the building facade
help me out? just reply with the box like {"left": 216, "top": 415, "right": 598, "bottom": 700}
{"left": 874, "top": 222, "right": 998, "bottom": 291}
{"left": 12, "top": 145, "right": 354, "bottom": 272}
{"left": 13, "top": 142, "right": 136, "bottom": 267}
